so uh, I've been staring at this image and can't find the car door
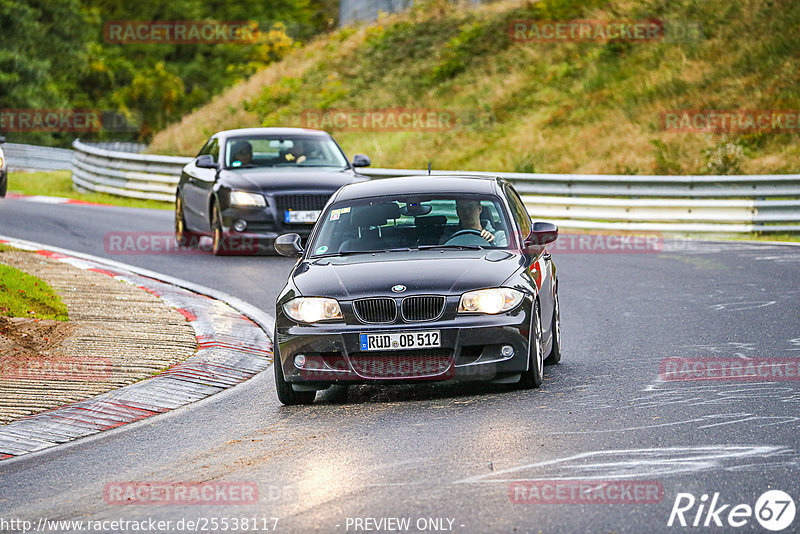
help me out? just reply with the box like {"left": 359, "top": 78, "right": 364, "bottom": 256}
{"left": 182, "top": 137, "right": 219, "bottom": 231}
{"left": 505, "top": 184, "right": 556, "bottom": 336}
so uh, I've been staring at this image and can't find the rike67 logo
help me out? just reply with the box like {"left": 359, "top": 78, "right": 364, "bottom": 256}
{"left": 668, "top": 490, "right": 795, "bottom": 531}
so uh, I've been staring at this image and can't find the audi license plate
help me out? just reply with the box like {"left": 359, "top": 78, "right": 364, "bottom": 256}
{"left": 284, "top": 210, "right": 321, "bottom": 224}
{"left": 360, "top": 331, "right": 441, "bottom": 351}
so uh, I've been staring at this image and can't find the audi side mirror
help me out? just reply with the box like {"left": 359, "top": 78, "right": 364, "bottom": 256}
{"left": 195, "top": 155, "right": 218, "bottom": 169}
{"left": 352, "top": 154, "right": 371, "bottom": 167}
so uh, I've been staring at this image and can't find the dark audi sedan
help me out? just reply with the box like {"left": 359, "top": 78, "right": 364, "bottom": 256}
{"left": 175, "top": 127, "right": 370, "bottom": 255}
{"left": 273, "top": 175, "right": 561, "bottom": 405}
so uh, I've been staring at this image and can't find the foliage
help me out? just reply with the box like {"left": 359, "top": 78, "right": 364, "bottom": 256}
{"left": 0, "top": 0, "right": 338, "bottom": 145}
{"left": 703, "top": 138, "right": 744, "bottom": 175}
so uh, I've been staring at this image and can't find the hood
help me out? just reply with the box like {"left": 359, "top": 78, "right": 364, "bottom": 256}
{"left": 219, "top": 168, "right": 366, "bottom": 193}
{"left": 291, "top": 250, "right": 524, "bottom": 300}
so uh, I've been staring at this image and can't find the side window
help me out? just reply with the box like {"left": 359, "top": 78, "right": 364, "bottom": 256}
{"left": 196, "top": 138, "right": 219, "bottom": 161}
{"left": 505, "top": 185, "right": 531, "bottom": 239}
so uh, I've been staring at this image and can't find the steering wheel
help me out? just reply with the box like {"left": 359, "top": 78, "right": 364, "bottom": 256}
{"left": 448, "top": 229, "right": 484, "bottom": 239}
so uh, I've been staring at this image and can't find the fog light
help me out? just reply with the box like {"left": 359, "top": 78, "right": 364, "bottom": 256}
{"left": 233, "top": 219, "right": 247, "bottom": 232}
{"left": 294, "top": 354, "right": 306, "bottom": 368}
{"left": 501, "top": 345, "right": 514, "bottom": 357}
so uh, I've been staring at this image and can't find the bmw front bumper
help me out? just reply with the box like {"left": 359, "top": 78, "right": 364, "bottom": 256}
{"left": 275, "top": 299, "right": 534, "bottom": 387}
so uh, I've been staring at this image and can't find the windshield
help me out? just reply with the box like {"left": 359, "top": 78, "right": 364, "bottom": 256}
{"left": 307, "top": 194, "right": 513, "bottom": 257}
{"left": 224, "top": 135, "right": 348, "bottom": 169}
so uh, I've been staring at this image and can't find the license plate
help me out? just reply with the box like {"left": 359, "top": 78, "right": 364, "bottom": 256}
{"left": 360, "top": 331, "right": 441, "bottom": 351}
{"left": 284, "top": 210, "right": 321, "bottom": 224}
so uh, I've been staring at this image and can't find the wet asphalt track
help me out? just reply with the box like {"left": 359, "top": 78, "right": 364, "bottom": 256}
{"left": 0, "top": 198, "right": 799, "bottom": 533}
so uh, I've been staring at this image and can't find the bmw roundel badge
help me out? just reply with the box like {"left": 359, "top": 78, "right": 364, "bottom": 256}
{"left": 391, "top": 284, "right": 406, "bottom": 293}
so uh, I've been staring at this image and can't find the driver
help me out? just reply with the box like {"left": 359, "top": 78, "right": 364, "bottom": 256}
{"left": 231, "top": 140, "right": 253, "bottom": 166}
{"left": 455, "top": 199, "right": 495, "bottom": 243}
{"left": 282, "top": 140, "right": 307, "bottom": 164}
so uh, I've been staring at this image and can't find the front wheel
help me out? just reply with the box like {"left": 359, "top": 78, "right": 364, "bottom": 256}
{"left": 545, "top": 289, "right": 561, "bottom": 365}
{"left": 274, "top": 341, "right": 316, "bottom": 405}
{"left": 519, "top": 301, "right": 544, "bottom": 389}
{"left": 175, "top": 196, "right": 200, "bottom": 247}
{"left": 0, "top": 173, "right": 7, "bottom": 197}
{"left": 211, "top": 202, "right": 229, "bottom": 256}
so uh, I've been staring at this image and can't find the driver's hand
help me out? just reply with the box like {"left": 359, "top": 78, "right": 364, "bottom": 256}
{"left": 480, "top": 229, "right": 495, "bottom": 242}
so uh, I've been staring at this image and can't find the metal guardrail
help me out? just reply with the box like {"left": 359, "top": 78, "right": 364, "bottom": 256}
{"left": 3, "top": 143, "right": 74, "bottom": 171}
{"left": 71, "top": 139, "right": 800, "bottom": 233}
{"left": 72, "top": 140, "right": 190, "bottom": 202}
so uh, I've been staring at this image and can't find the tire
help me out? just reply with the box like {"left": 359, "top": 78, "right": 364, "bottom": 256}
{"left": 175, "top": 196, "right": 200, "bottom": 247}
{"left": 273, "top": 339, "right": 316, "bottom": 405}
{"left": 519, "top": 301, "right": 544, "bottom": 389}
{"left": 0, "top": 172, "right": 7, "bottom": 198}
{"left": 545, "top": 289, "right": 562, "bottom": 365}
{"left": 211, "top": 202, "right": 229, "bottom": 256}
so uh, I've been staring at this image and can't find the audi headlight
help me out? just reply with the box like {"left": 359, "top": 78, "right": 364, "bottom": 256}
{"left": 458, "top": 288, "right": 524, "bottom": 314}
{"left": 229, "top": 191, "right": 266, "bottom": 208}
{"left": 283, "top": 297, "right": 343, "bottom": 323}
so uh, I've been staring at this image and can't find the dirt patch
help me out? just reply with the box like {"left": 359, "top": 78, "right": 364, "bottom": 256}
{"left": 0, "top": 316, "right": 74, "bottom": 358}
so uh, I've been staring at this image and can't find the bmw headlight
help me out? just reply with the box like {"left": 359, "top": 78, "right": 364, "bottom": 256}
{"left": 458, "top": 288, "right": 524, "bottom": 315}
{"left": 283, "top": 297, "right": 343, "bottom": 323}
{"left": 229, "top": 190, "right": 266, "bottom": 208}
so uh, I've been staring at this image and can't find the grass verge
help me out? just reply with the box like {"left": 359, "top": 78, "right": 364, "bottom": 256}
{"left": 7, "top": 170, "right": 173, "bottom": 210}
{"left": 0, "top": 251, "right": 69, "bottom": 321}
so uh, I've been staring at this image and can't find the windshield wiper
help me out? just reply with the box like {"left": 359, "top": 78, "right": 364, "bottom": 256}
{"left": 297, "top": 164, "right": 346, "bottom": 168}
{"left": 315, "top": 247, "right": 413, "bottom": 258}
{"left": 418, "top": 244, "right": 485, "bottom": 250}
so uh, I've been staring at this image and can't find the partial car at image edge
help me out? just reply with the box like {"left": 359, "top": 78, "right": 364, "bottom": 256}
{"left": 0, "top": 136, "right": 7, "bottom": 198}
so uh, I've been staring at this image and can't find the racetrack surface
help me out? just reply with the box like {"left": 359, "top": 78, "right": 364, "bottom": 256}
{"left": 1, "top": 197, "right": 799, "bottom": 533}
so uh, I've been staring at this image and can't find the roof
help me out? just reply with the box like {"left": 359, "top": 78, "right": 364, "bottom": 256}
{"left": 215, "top": 127, "right": 332, "bottom": 138}
{"left": 333, "top": 175, "right": 500, "bottom": 201}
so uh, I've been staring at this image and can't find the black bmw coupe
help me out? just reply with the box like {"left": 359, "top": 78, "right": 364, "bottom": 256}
{"left": 175, "top": 128, "right": 370, "bottom": 255}
{"left": 273, "top": 175, "right": 561, "bottom": 405}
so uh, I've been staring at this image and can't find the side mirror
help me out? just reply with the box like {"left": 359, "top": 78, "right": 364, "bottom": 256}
{"left": 195, "top": 155, "right": 218, "bottom": 169}
{"left": 524, "top": 222, "right": 558, "bottom": 254}
{"left": 275, "top": 233, "right": 304, "bottom": 258}
{"left": 352, "top": 154, "right": 371, "bottom": 167}
{"left": 0, "top": 136, "right": 6, "bottom": 144}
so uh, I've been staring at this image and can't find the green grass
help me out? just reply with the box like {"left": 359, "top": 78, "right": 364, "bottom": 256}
{"left": 730, "top": 232, "right": 800, "bottom": 244}
{"left": 7, "top": 170, "right": 173, "bottom": 210}
{"left": 0, "top": 258, "right": 69, "bottom": 321}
